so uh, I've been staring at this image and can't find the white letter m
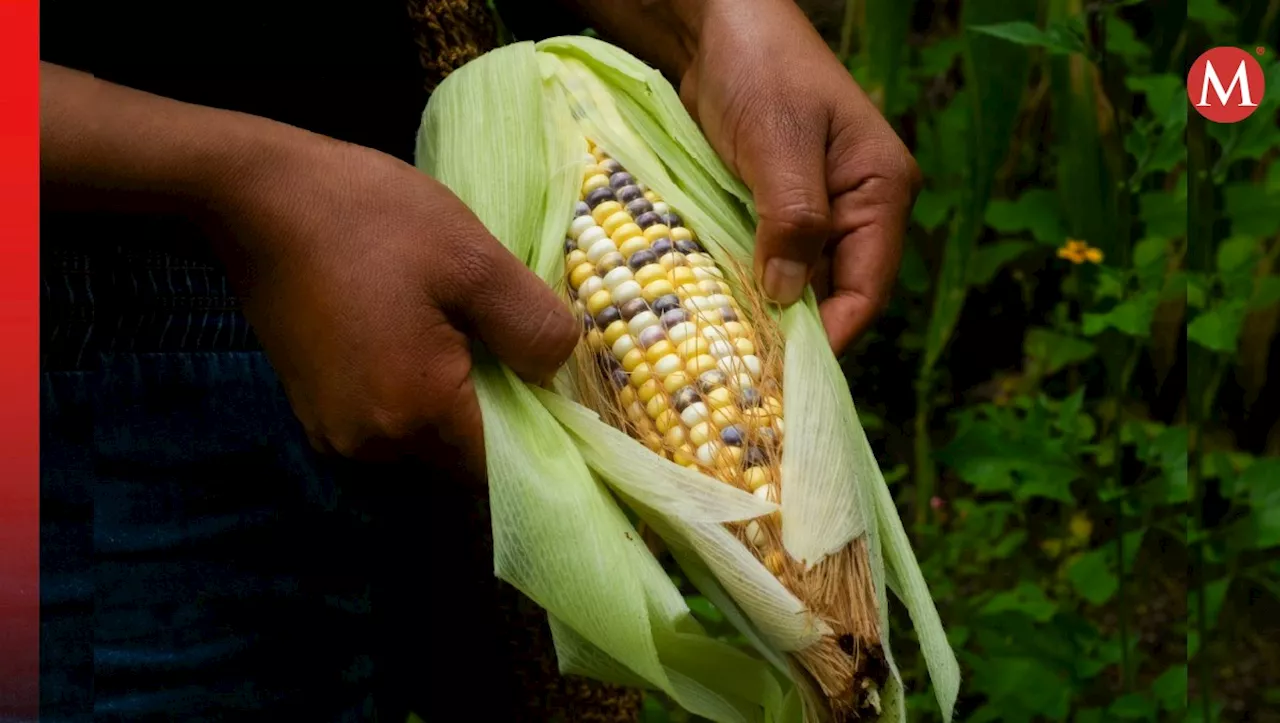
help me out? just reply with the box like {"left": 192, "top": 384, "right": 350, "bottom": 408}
{"left": 1197, "top": 59, "right": 1258, "bottom": 107}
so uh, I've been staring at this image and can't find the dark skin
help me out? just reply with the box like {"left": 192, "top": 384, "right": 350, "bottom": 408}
{"left": 40, "top": 0, "right": 918, "bottom": 476}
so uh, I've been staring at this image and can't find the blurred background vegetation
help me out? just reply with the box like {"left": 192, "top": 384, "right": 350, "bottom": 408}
{"left": 493, "top": 0, "right": 1280, "bottom": 720}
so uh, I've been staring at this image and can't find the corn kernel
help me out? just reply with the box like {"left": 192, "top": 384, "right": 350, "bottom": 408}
{"left": 662, "top": 371, "right": 692, "bottom": 394}
{"left": 686, "top": 354, "right": 718, "bottom": 376}
{"left": 669, "top": 266, "right": 697, "bottom": 286}
{"left": 569, "top": 215, "right": 595, "bottom": 240}
{"left": 585, "top": 289, "right": 613, "bottom": 316}
{"left": 697, "top": 280, "right": 722, "bottom": 295}
{"left": 637, "top": 378, "right": 662, "bottom": 404}
{"left": 705, "top": 387, "right": 734, "bottom": 410}
{"left": 628, "top": 310, "right": 660, "bottom": 336}
{"left": 723, "top": 321, "right": 748, "bottom": 339}
{"left": 576, "top": 225, "right": 606, "bottom": 250}
{"left": 634, "top": 264, "right": 666, "bottom": 287}
{"left": 733, "top": 338, "right": 756, "bottom": 356}
{"left": 689, "top": 422, "right": 713, "bottom": 446}
{"left": 565, "top": 247, "right": 588, "bottom": 267}
{"left": 711, "top": 406, "right": 741, "bottom": 428}
{"left": 602, "top": 212, "right": 631, "bottom": 237}
{"left": 764, "top": 551, "right": 785, "bottom": 575}
{"left": 742, "top": 355, "right": 764, "bottom": 380}
{"left": 583, "top": 174, "right": 610, "bottom": 194}
{"left": 676, "top": 336, "right": 710, "bottom": 359}
{"left": 611, "top": 334, "right": 638, "bottom": 360}
{"left": 653, "top": 353, "right": 683, "bottom": 378}
{"left": 625, "top": 400, "right": 647, "bottom": 424}
{"left": 619, "top": 236, "right": 650, "bottom": 259}
{"left": 586, "top": 238, "right": 619, "bottom": 264}
{"left": 590, "top": 201, "right": 623, "bottom": 225}
{"left": 612, "top": 280, "right": 643, "bottom": 305}
{"left": 645, "top": 394, "right": 668, "bottom": 419}
{"left": 708, "top": 339, "right": 735, "bottom": 359}
{"left": 658, "top": 252, "right": 687, "bottom": 270}
{"left": 602, "top": 266, "right": 634, "bottom": 290}
{"left": 673, "top": 445, "right": 696, "bottom": 466}
{"left": 577, "top": 275, "right": 604, "bottom": 300}
{"left": 611, "top": 223, "right": 644, "bottom": 245}
{"left": 645, "top": 339, "right": 675, "bottom": 364}
{"left": 655, "top": 409, "right": 681, "bottom": 434}
{"left": 745, "top": 520, "right": 765, "bottom": 547}
{"left": 603, "top": 320, "right": 630, "bottom": 346}
{"left": 691, "top": 267, "right": 717, "bottom": 281}
{"left": 642, "top": 279, "right": 676, "bottom": 303}
{"left": 619, "top": 347, "right": 644, "bottom": 371}
{"left": 744, "top": 467, "right": 773, "bottom": 492}
{"left": 681, "top": 401, "right": 710, "bottom": 428}
{"left": 618, "top": 384, "right": 637, "bottom": 407}
{"left": 715, "top": 445, "right": 744, "bottom": 471}
{"left": 667, "top": 321, "right": 698, "bottom": 344}
{"left": 586, "top": 329, "right": 604, "bottom": 351}
{"left": 631, "top": 363, "right": 654, "bottom": 388}
{"left": 671, "top": 226, "right": 695, "bottom": 243}
{"left": 642, "top": 224, "right": 671, "bottom": 242}
{"left": 755, "top": 483, "right": 779, "bottom": 504}
{"left": 765, "top": 396, "right": 783, "bottom": 416}
{"left": 664, "top": 425, "right": 686, "bottom": 448}
{"left": 742, "top": 407, "right": 772, "bottom": 428}
{"left": 644, "top": 190, "right": 659, "bottom": 202}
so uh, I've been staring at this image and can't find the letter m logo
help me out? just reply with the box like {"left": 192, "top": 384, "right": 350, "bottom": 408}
{"left": 1188, "top": 47, "right": 1267, "bottom": 123}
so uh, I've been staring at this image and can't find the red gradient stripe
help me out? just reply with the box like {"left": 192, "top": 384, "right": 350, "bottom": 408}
{"left": 0, "top": 0, "right": 40, "bottom": 720}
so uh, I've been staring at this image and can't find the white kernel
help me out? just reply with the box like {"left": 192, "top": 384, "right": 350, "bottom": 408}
{"left": 686, "top": 253, "right": 715, "bottom": 268}
{"left": 578, "top": 276, "right": 605, "bottom": 299}
{"left": 754, "top": 483, "right": 779, "bottom": 504}
{"left": 569, "top": 215, "right": 595, "bottom": 240}
{"left": 628, "top": 311, "right": 660, "bottom": 336}
{"left": 577, "top": 225, "right": 607, "bottom": 249}
{"left": 680, "top": 401, "right": 710, "bottom": 428}
{"left": 586, "top": 237, "right": 618, "bottom": 263}
{"left": 582, "top": 153, "right": 597, "bottom": 165}
{"left": 702, "top": 325, "right": 730, "bottom": 343}
{"left": 686, "top": 296, "right": 717, "bottom": 313}
{"left": 612, "top": 280, "right": 643, "bottom": 305}
{"left": 692, "top": 267, "right": 716, "bottom": 281}
{"left": 746, "top": 520, "right": 765, "bottom": 547}
{"left": 707, "top": 294, "right": 733, "bottom": 309}
{"left": 603, "top": 266, "right": 634, "bottom": 290}
{"left": 652, "top": 202, "right": 670, "bottom": 215}
{"left": 717, "top": 356, "right": 747, "bottom": 377}
{"left": 695, "top": 441, "right": 723, "bottom": 466}
{"left": 742, "top": 355, "right": 763, "bottom": 379}
{"left": 734, "top": 373, "right": 754, "bottom": 389}
{"left": 653, "top": 353, "right": 683, "bottom": 378}
{"left": 667, "top": 321, "right": 698, "bottom": 344}
{"left": 612, "top": 334, "right": 637, "bottom": 359}
{"left": 708, "top": 267, "right": 725, "bottom": 279}
{"left": 709, "top": 340, "right": 735, "bottom": 359}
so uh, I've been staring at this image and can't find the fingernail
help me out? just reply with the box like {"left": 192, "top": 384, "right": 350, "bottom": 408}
{"left": 764, "top": 258, "right": 808, "bottom": 304}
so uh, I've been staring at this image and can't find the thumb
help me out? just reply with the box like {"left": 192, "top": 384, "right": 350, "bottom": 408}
{"left": 737, "top": 109, "right": 832, "bottom": 306}
{"left": 435, "top": 231, "right": 580, "bottom": 384}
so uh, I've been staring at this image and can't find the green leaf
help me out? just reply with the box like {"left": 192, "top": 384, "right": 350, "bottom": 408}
{"left": 937, "top": 411, "right": 1080, "bottom": 503}
{"left": 918, "top": 35, "right": 964, "bottom": 76}
{"left": 969, "top": 21, "right": 1083, "bottom": 55}
{"left": 1133, "top": 237, "right": 1170, "bottom": 289}
{"left": 1083, "top": 291, "right": 1159, "bottom": 338}
{"left": 1139, "top": 191, "right": 1187, "bottom": 239}
{"left": 913, "top": 187, "right": 959, "bottom": 232}
{"left": 1024, "top": 328, "right": 1097, "bottom": 375}
{"left": 1152, "top": 665, "right": 1188, "bottom": 712}
{"left": 1250, "top": 276, "right": 1280, "bottom": 310}
{"left": 979, "top": 582, "right": 1058, "bottom": 622}
{"left": 985, "top": 189, "right": 1067, "bottom": 245}
{"left": 1186, "top": 299, "right": 1249, "bottom": 354}
{"left": 1151, "top": 426, "right": 1189, "bottom": 504}
{"left": 1126, "top": 75, "right": 1185, "bottom": 124}
{"left": 1188, "top": 0, "right": 1236, "bottom": 23}
{"left": 1108, "top": 693, "right": 1157, "bottom": 719}
{"left": 1225, "top": 183, "right": 1280, "bottom": 238}
{"left": 968, "top": 240, "right": 1034, "bottom": 285}
{"left": 970, "top": 657, "right": 1073, "bottom": 720}
{"left": 1067, "top": 548, "right": 1118, "bottom": 605}
{"left": 898, "top": 241, "right": 931, "bottom": 294}
{"left": 1242, "top": 460, "right": 1280, "bottom": 548}
{"left": 683, "top": 595, "right": 725, "bottom": 625}
{"left": 1217, "top": 235, "right": 1261, "bottom": 275}
{"left": 1104, "top": 15, "right": 1148, "bottom": 65}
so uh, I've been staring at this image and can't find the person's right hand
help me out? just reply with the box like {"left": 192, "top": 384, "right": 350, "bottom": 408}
{"left": 208, "top": 132, "right": 580, "bottom": 476}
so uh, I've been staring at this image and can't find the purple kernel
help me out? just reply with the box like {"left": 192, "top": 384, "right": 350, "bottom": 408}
{"left": 626, "top": 199, "right": 654, "bottom": 217}
{"left": 634, "top": 211, "right": 662, "bottom": 228}
{"left": 564, "top": 237, "right": 577, "bottom": 254}
{"left": 650, "top": 237, "right": 673, "bottom": 255}
{"left": 740, "top": 388, "right": 763, "bottom": 408}
{"left": 627, "top": 249, "right": 658, "bottom": 270}
{"left": 697, "top": 370, "right": 727, "bottom": 393}
{"left": 585, "top": 187, "right": 616, "bottom": 208}
{"left": 672, "top": 386, "right": 700, "bottom": 412}
{"left": 720, "top": 424, "right": 746, "bottom": 447}
{"left": 616, "top": 185, "right": 644, "bottom": 203}
{"left": 660, "top": 308, "right": 688, "bottom": 328}
{"left": 651, "top": 294, "right": 681, "bottom": 315}
{"left": 755, "top": 426, "right": 780, "bottom": 448}
{"left": 662, "top": 213, "right": 683, "bottom": 227}
{"left": 720, "top": 307, "right": 739, "bottom": 323}
{"left": 583, "top": 314, "right": 596, "bottom": 331}
{"left": 675, "top": 239, "right": 701, "bottom": 254}
{"left": 609, "top": 172, "right": 634, "bottom": 189}
{"left": 638, "top": 325, "right": 666, "bottom": 348}
{"left": 574, "top": 201, "right": 591, "bottom": 217}
{"left": 595, "top": 305, "right": 621, "bottom": 328}
{"left": 611, "top": 367, "right": 630, "bottom": 389}
{"left": 600, "top": 159, "right": 623, "bottom": 174}
{"left": 619, "top": 297, "right": 650, "bottom": 321}
{"left": 743, "top": 445, "right": 768, "bottom": 467}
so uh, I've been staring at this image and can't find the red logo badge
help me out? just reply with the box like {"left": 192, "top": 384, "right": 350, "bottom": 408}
{"left": 1187, "top": 46, "right": 1266, "bottom": 123}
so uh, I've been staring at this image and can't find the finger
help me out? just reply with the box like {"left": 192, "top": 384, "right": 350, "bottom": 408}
{"left": 432, "top": 226, "right": 580, "bottom": 384}
{"left": 735, "top": 103, "right": 832, "bottom": 306}
{"left": 820, "top": 173, "right": 913, "bottom": 354}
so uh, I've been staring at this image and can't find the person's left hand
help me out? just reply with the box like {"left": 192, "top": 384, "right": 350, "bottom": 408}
{"left": 676, "top": 0, "right": 920, "bottom": 354}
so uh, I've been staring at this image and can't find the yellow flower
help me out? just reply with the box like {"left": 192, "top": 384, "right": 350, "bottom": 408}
{"left": 1056, "top": 239, "right": 1103, "bottom": 265}
{"left": 1068, "top": 512, "right": 1093, "bottom": 543}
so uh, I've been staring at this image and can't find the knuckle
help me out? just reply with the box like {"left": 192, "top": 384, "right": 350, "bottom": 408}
{"left": 762, "top": 194, "right": 831, "bottom": 241}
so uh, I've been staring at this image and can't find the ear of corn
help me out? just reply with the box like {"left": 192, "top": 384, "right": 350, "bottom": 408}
{"left": 416, "top": 36, "right": 958, "bottom": 723}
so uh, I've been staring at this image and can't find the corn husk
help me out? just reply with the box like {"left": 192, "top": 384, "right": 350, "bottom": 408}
{"left": 414, "top": 37, "right": 958, "bottom": 723}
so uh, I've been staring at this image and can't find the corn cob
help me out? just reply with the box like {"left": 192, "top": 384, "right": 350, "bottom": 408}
{"left": 562, "top": 141, "right": 886, "bottom": 720}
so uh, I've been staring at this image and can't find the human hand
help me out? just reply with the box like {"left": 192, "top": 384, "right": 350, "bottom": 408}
{"left": 209, "top": 133, "right": 579, "bottom": 475}
{"left": 676, "top": 0, "right": 920, "bottom": 354}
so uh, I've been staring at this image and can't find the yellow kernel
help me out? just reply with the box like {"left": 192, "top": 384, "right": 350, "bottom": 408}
{"left": 642, "top": 280, "right": 676, "bottom": 303}
{"left": 643, "top": 432, "right": 665, "bottom": 453}
{"left": 669, "top": 266, "right": 697, "bottom": 286}
{"left": 675, "top": 283, "right": 703, "bottom": 300}
{"left": 582, "top": 174, "right": 610, "bottom": 194}
{"left": 744, "top": 467, "right": 773, "bottom": 492}
{"left": 724, "top": 321, "right": 748, "bottom": 339}
{"left": 715, "top": 446, "right": 744, "bottom": 472}
{"left": 711, "top": 406, "right": 741, "bottom": 428}
{"left": 644, "top": 190, "right": 659, "bottom": 202}
{"left": 603, "top": 320, "right": 630, "bottom": 347}
{"left": 625, "top": 401, "right": 647, "bottom": 424}
{"left": 568, "top": 263, "right": 596, "bottom": 290}
{"left": 565, "top": 249, "right": 588, "bottom": 269}
{"left": 677, "top": 336, "right": 710, "bottom": 359}
{"left": 673, "top": 445, "right": 696, "bottom": 466}
{"left": 611, "top": 223, "right": 644, "bottom": 244}
{"left": 658, "top": 252, "right": 687, "bottom": 270}
{"left": 646, "top": 339, "right": 676, "bottom": 364}
{"left": 619, "top": 385, "right": 637, "bottom": 408}
{"left": 671, "top": 226, "right": 695, "bottom": 243}
{"left": 646, "top": 394, "right": 669, "bottom": 419}
{"left": 742, "top": 408, "right": 772, "bottom": 428}
{"left": 643, "top": 224, "right": 672, "bottom": 242}
{"left": 705, "top": 387, "right": 734, "bottom": 409}
{"left": 586, "top": 289, "right": 614, "bottom": 316}
{"left": 733, "top": 338, "right": 756, "bottom": 356}
{"left": 773, "top": 418, "right": 785, "bottom": 437}
{"left": 619, "top": 236, "right": 651, "bottom": 259}
{"left": 655, "top": 409, "right": 681, "bottom": 434}
{"left": 621, "top": 349, "right": 644, "bottom": 373}
{"left": 634, "top": 264, "right": 666, "bottom": 287}
{"left": 587, "top": 329, "right": 604, "bottom": 351}
{"left": 686, "top": 354, "right": 718, "bottom": 376}
{"left": 687, "top": 307, "right": 723, "bottom": 325}
{"left": 653, "top": 353, "right": 684, "bottom": 378}
{"left": 637, "top": 379, "right": 662, "bottom": 404}
{"left": 764, "top": 551, "right": 785, "bottom": 575}
{"left": 689, "top": 422, "right": 713, "bottom": 446}
{"left": 602, "top": 212, "right": 632, "bottom": 237}
{"left": 631, "top": 363, "right": 654, "bottom": 388}
{"left": 765, "top": 397, "right": 783, "bottom": 416}
{"left": 697, "top": 280, "right": 723, "bottom": 295}
{"left": 664, "top": 425, "right": 687, "bottom": 448}
{"left": 662, "top": 371, "right": 691, "bottom": 394}
{"left": 592, "top": 201, "right": 623, "bottom": 225}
